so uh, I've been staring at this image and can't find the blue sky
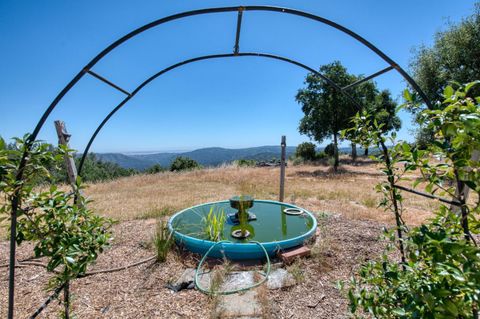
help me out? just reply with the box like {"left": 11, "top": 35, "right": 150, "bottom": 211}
{"left": 0, "top": 1, "right": 476, "bottom": 153}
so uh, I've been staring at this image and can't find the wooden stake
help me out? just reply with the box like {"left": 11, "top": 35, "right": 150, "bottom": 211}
{"left": 279, "top": 136, "right": 286, "bottom": 202}
{"left": 54, "top": 120, "right": 78, "bottom": 188}
{"left": 450, "top": 150, "right": 479, "bottom": 214}
{"left": 54, "top": 120, "right": 76, "bottom": 318}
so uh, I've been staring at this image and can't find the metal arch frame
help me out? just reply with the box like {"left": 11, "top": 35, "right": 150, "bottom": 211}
{"left": 7, "top": 6, "right": 434, "bottom": 318}
{"left": 77, "top": 51, "right": 363, "bottom": 174}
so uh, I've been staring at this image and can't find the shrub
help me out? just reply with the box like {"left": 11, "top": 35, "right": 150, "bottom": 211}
{"left": 0, "top": 136, "right": 113, "bottom": 314}
{"left": 145, "top": 163, "right": 165, "bottom": 174}
{"left": 295, "top": 142, "right": 317, "bottom": 161}
{"left": 77, "top": 154, "right": 138, "bottom": 182}
{"left": 324, "top": 143, "right": 335, "bottom": 157}
{"left": 316, "top": 151, "right": 327, "bottom": 160}
{"left": 170, "top": 156, "right": 200, "bottom": 172}
{"left": 344, "top": 82, "right": 480, "bottom": 318}
{"left": 235, "top": 159, "right": 256, "bottom": 167}
{"left": 291, "top": 156, "right": 305, "bottom": 166}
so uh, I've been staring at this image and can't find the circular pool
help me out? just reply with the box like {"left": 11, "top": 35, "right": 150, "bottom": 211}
{"left": 168, "top": 200, "right": 317, "bottom": 260}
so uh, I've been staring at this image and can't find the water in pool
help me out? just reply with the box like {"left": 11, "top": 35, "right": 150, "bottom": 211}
{"left": 171, "top": 200, "right": 315, "bottom": 243}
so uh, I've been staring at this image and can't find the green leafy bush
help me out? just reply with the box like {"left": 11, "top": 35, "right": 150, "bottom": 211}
{"left": 145, "top": 163, "right": 165, "bottom": 174}
{"left": 316, "top": 151, "right": 328, "bottom": 160}
{"left": 295, "top": 142, "right": 317, "bottom": 161}
{"left": 324, "top": 143, "right": 335, "bottom": 157}
{"left": 170, "top": 156, "right": 200, "bottom": 172}
{"left": 0, "top": 136, "right": 113, "bottom": 309}
{"left": 2, "top": 141, "right": 138, "bottom": 183}
{"left": 235, "top": 159, "right": 257, "bottom": 167}
{"left": 344, "top": 82, "right": 480, "bottom": 318}
{"left": 76, "top": 153, "right": 137, "bottom": 182}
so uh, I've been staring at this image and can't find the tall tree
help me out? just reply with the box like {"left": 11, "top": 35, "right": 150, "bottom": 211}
{"left": 409, "top": 4, "right": 480, "bottom": 147}
{"left": 296, "top": 61, "right": 400, "bottom": 169}
{"left": 411, "top": 3, "right": 480, "bottom": 103}
{"left": 296, "top": 61, "right": 359, "bottom": 171}
{"left": 370, "top": 90, "right": 401, "bottom": 133}
{"left": 409, "top": 2, "right": 479, "bottom": 150}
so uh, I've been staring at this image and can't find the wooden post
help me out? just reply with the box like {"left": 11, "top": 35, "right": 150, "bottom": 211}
{"left": 450, "top": 149, "right": 479, "bottom": 214}
{"left": 54, "top": 121, "right": 78, "bottom": 188}
{"left": 54, "top": 120, "right": 77, "bottom": 319}
{"left": 279, "top": 136, "right": 286, "bottom": 202}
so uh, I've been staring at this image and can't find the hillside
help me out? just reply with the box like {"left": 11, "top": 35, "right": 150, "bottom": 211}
{"left": 92, "top": 145, "right": 298, "bottom": 170}
{"left": 90, "top": 145, "right": 361, "bottom": 170}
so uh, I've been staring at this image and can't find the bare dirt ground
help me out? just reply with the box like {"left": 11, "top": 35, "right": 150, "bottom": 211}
{"left": 1, "top": 159, "right": 435, "bottom": 318}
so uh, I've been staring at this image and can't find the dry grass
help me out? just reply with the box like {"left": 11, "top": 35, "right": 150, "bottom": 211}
{"left": 83, "top": 157, "right": 437, "bottom": 226}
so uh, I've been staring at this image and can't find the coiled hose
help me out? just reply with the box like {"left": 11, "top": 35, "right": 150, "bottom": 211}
{"left": 194, "top": 240, "right": 271, "bottom": 295}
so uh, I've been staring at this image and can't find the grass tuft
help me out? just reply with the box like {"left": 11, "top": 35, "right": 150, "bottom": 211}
{"left": 286, "top": 259, "right": 305, "bottom": 283}
{"left": 152, "top": 220, "right": 173, "bottom": 262}
{"left": 362, "top": 196, "right": 378, "bottom": 208}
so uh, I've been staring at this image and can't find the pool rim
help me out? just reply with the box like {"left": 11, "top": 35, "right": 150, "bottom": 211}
{"left": 167, "top": 199, "right": 318, "bottom": 251}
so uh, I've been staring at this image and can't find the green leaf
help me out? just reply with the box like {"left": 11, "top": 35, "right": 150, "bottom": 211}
{"left": 392, "top": 308, "right": 406, "bottom": 316}
{"left": 464, "top": 80, "right": 480, "bottom": 94}
{"left": 443, "top": 300, "right": 458, "bottom": 316}
{"left": 403, "top": 89, "right": 412, "bottom": 102}
{"left": 443, "top": 86, "right": 454, "bottom": 99}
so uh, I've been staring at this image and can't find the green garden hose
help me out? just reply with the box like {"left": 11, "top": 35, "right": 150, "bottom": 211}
{"left": 194, "top": 240, "right": 271, "bottom": 295}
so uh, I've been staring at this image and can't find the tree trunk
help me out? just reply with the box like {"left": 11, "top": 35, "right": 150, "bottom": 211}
{"left": 351, "top": 143, "right": 357, "bottom": 162}
{"left": 333, "top": 133, "right": 339, "bottom": 172}
{"left": 364, "top": 147, "right": 369, "bottom": 156}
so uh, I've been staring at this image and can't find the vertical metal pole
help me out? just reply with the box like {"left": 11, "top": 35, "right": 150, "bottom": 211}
{"left": 7, "top": 201, "right": 18, "bottom": 319}
{"left": 279, "top": 136, "right": 286, "bottom": 202}
{"left": 64, "top": 280, "right": 70, "bottom": 319}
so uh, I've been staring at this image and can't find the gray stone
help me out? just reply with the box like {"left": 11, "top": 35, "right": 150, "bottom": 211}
{"left": 174, "top": 268, "right": 195, "bottom": 285}
{"left": 195, "top": 271, "right": 212, "bottom": 291}
{"left": 266, "top": 268, "right": 296, "bottom": 290}
{"left": 220, "top": 271, "right": 255, "bottom": 291}
{"left": 215, "top": 289, "right": 262, "bottom": 318}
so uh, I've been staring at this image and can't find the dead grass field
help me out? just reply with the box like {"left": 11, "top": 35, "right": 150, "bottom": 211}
{"left": 84, "top": 158, "right": 438, "bottom": 226}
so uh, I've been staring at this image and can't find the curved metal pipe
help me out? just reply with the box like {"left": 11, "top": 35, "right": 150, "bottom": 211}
{"left": 77, "top": 51, "right": 362, "bottom": 174}
{"left": 29, "top": 5, "right": 432, "bottom": 146}
{"left": 9, "top": 6, "right": 433, "bottom": 318}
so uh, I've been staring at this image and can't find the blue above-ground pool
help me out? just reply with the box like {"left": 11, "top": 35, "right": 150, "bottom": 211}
{"left": 168, "top": 199, "right": 317, "bottom": 260}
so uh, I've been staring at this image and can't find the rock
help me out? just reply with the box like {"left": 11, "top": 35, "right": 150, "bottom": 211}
{"left": 174, "top": 268, "right": 195, "bottom": 285}
{"left": 266, "top": 268, "right": 296, "bottom": 290}
{"left": 215, "top": 290, "right": 262, "bottom": 318}
{"left": 220, "top": 271, "right": 255, "bottom": 291}
{"left": 167, "top": 268, "right": 199, "bottom": 292}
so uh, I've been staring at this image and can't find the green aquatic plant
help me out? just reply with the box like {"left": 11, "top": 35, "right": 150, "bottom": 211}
{"left": 203, "top": 206, "right": 227, "bottom": 241}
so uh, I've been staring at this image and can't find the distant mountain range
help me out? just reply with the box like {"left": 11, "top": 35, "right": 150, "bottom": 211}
{"left": 92, "top": 146, "right": 298, "bottom": 170}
